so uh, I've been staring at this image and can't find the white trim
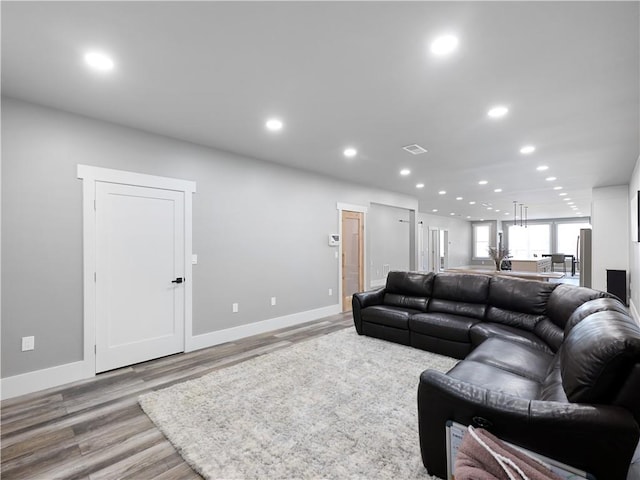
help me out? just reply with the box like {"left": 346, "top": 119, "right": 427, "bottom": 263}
{"left": 186, "top": 305, "right": 340, "bottom": 352}
{"left": 336, "top": 202, "right": 368, "bottom": 214}
{"left": 0, "top": 361, "right": 89, "bottom": 400}
{"left": 77, "top": 165, "right": 196, "bottom": 377}
{"left": 630, "top": 299, "right": 640, "bottom": 325}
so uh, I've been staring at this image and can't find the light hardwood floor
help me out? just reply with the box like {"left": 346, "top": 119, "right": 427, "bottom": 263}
{"left": 1, "top": 313, "right": 353, "bottom": 480}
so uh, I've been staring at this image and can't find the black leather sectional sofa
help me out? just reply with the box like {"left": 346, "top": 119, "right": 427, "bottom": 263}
{"left": 352, "top": 271, "right": 640, "bottom": 480}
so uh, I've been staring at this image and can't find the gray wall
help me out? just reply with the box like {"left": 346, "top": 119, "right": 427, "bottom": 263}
{"left": 367, "top": 203, "right": 412, "bottom": 286}
{"left": 1, "top": 97, "right": 418, "bottom": 377}
{"left": 417, "top": 213, "right": 472, "bottom": 269}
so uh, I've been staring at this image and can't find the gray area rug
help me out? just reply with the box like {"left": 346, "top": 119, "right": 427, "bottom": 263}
{"left": 139, "top": 328, "right": 457, "bottom": 479}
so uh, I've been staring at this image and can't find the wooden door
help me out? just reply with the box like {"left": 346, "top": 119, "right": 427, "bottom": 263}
{"left": 342, "top": 210, "right": 364, "bottom": 312}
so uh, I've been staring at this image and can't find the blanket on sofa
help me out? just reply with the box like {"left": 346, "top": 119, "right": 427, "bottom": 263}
{"left": 454, "top": 426, "right": 563, "bottom": 480}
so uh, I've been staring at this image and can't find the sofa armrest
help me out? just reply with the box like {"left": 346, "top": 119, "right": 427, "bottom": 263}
{"left": 418, "top": 369, "right": 639, "bottom": 480}
{"left": 352, "top": 287, "right": 385, "bottom": 334}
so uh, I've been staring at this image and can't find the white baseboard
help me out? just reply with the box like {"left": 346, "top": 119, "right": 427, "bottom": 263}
{"left": 1, "top": 305, "right": 342, "bottom": 400}
{"left": 1, "top": 360, "right": 91, "bottom": 401}
{"left": 186, "top": 304, "right": 341, "bottom": 352}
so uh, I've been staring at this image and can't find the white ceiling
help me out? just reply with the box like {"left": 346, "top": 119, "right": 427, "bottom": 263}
{"left": 2, "top": 1, "right": 639, "bottom": 220}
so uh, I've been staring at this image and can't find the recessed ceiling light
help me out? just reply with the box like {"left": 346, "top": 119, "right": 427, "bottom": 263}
{"left": 559, "top": 192, "right": 568, "bottom": 196}
{"left": 536, "top": 166, "right": 549, "bottom": 171}
{"left": 478, "top": 180, "right": 488, "bottom": 185}
{"left": 416, "top": 183, "right": 425, "bottom": 189}
{"left": 520, "top": 145, "right": 536, "bottom": 154}
{"left": 564, "top": 198, "right": 572, "bottom": 201}
{"left": 438, "top": 190, "right": 447, "bottom": 195}
{"left": 545, "top": 176, "right": 557, "bottom": 182}
{"left": 84, "top": 51, "right": 114, "bottom": 71}
{"left": 343, "top": 147, "right": 357, "bottom": 158}
{"left": 430, "top": 34, "right": 459, "bottom": 56}
{"left": 456, "top": 196, "right": 463, "bottom": 200}
{"left": 400, "top": 168, "right": 411, "bottom": 176}
{"left": 265, "top": 118, "right": 283, "bottom": 131}
{"left": 466, "top": 216, "right": 471, "bottom": 219}
{"left": 576, "top": 212, "right": 583, "bottom": 215}
{"left": 504, "top": 212, "right": 509, "bottom": 215}
{"left": 432, "top": 209, "right": 438, "bottom": 212}
{"left": 487, "top": 207, "right": 493, "bottom": 210}
{"left": 450, "top": 212, "right": 456, "bottom": 216}
{"left": 487, "top": 106, "right": 508, "bottom": 118}
{"left": 554, "top": 186, "right": 563, "bottom": 190}
{"left": 469, "top": 201, "right": 476, "bottom": 205}
{"left": 493, "top": 188, "right": 502, "bottom": 193}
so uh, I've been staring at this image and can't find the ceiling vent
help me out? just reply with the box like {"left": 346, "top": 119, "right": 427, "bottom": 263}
{"left": 402, "top": 144, "right": 428, "bottom": 155}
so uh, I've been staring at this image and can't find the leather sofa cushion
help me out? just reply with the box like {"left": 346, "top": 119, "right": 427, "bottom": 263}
{"left": 429, "top": 298, "right": 486, "bottom": 320}
{"left": 485, "top": 306, "right": 546, "bottom": 332}
{"left": 384, "top": 293, "right": 428, "bottom": 312}
{"left": 547, "top": 284, "right": 612, "bottom": 330}
{"left": 360, "top": 305, "right": 419, "bottom": 330}
{"left": 386, "top": 271, "right": 434, "bottom": 297}
{"left": 409, "top": 313, "right": 479, "bottom": 343}
{"left": 488, "top": 276, "right": 556, "bottom": 316}
{"left": 470, "top": 322, "right": 553, "bottom": 354}
{"left": 465, "top": 337, "right": 554, "bottom": 383}
{"left": 447, "top": 360, "right": 541, "bottom": 399}
{"left": 533, "top": 318, "right": 563, "bottom": 352}
{"left": 539, "top": 356, "right": 568, "bottom": 402}
{"left": 564, "top": 297, "right": 629, "bottom": 336}
{"left": 432, "top": 273, "right": 490, "bottom": 303}
{"left": 382, "top": 293, "right": 429, "bottom": 312}
{"left": 561, "top": 311, "right": 640, "bottom": 404}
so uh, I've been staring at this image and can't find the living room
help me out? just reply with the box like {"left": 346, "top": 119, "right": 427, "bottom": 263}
{"left": 1, "top": 2, "right": 639, "bottom": 479}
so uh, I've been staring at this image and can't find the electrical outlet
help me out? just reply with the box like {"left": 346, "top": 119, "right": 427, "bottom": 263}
{"left": 328, "top": 288, "right": 333, "bottom": 296}
{"left": 271, "top": 297, "right": 277, "bottom": 306}
{"left": 232, "top": 303, "right": 239, "bottom": 313}
{"left": 22, "top": 336, "right": 35, "bottom": 351}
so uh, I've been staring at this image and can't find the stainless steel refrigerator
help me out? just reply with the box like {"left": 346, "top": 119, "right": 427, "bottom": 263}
{"left": 578, "top": 228, "right": 592, "bottom": 287}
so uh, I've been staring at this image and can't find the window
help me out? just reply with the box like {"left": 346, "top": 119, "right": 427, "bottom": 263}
{"left": 556, "top": 222, "right": 591, "bottom": 255}
{"left": 508, "top": 224, "right": 550, "bottom": 258}
{"left": 473, "top": 223, "right": 491, "bottom": 259}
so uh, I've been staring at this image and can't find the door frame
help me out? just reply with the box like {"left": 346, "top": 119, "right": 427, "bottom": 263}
{"left": 337, "top": 203, "right": 367, "bottom": 312}
{"left": 77, "top": 165, "right": 196, "bottom": 377}
{"left": 428, "top": 227, "right": 440, "bottom": 272}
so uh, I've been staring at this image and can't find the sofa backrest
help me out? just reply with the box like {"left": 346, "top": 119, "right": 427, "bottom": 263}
{"left": 384, "top": 271, "right": 434, "bottom": 312}
{"left": 564, "top": 297, "right": 629, "bottom": 336}
{"left": 428, "top": 273, "right": 490, "bottom": 320}
{"left": 560, "top": 311, "right": 640, "bottom": 421}
{"left": 547, "top": 284, "right": 614, "bottom": 330}
{"left": 485, "top": 276, "right": 557, "bottom": 332}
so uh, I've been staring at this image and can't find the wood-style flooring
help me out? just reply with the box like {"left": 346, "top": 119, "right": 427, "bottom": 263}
{"left": 1, "top": 312, "right": 353, "bottom": 480}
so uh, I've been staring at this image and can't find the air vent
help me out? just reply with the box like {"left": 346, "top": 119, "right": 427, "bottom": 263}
{"left": 402, "top": 144, "right": 428, "bottom": 155}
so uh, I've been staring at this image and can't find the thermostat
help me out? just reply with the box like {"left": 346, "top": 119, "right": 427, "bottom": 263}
{"left": 329, "top": 234, "right": 340, "bottom": 246}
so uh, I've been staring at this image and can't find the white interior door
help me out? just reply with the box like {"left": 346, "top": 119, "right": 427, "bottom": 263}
{"left": 95, "top": 182, "right": 185, "bottom": 373}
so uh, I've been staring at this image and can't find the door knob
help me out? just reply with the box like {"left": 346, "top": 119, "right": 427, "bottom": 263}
{"left": 171, "top": 277, "right": 184, "bottom": 284}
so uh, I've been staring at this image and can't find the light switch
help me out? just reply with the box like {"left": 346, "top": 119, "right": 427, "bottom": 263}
{"left": 192, "top": 254, "right": 198, "bottom": 265}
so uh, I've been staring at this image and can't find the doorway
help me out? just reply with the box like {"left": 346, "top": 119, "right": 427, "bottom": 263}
{"left": 341, "top": 210, "right": 364, "bottom": 312}
{"left": 78, "top": 165, "right": 196, "bottom": 375}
